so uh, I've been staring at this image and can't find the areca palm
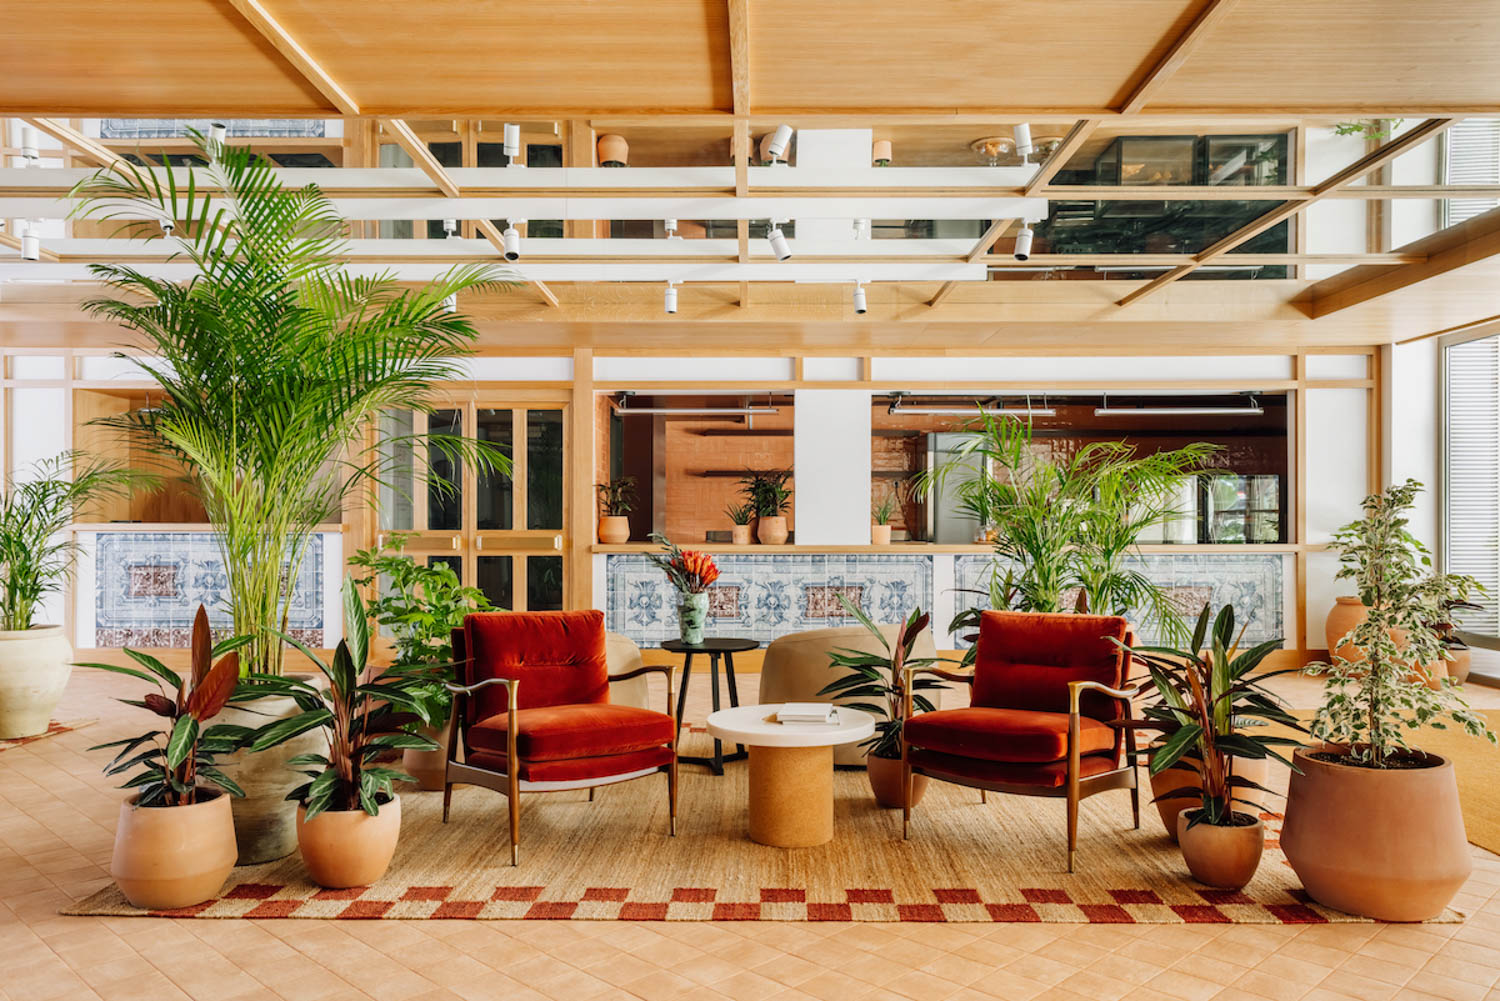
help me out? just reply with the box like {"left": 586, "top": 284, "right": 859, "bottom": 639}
{"left": 70, "top": 133, "right": 518, "bottom": 674}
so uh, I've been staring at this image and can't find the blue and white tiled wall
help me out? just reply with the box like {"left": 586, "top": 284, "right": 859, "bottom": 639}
{"left": 76, "top": 531, "right": 342, "bottom": 648}
{"left": 603, "top": 551, "right": 1288, "bottom": 648}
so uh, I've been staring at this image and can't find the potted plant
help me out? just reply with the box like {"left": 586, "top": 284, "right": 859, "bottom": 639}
{"left": 349, "top": 532, "right": 493, "bottom": 790}
{"left": 725, "top": 502, "right": 754, "bottom": 546}
{"left": 245, "top": 579, "right": 439, "bottom": 888}
{"left": 0, "top": 453, "right": 141, "bottom": 738}
{"left": 596, "top": 476, "right": 637, "bottom": 544}
{"left": 1435, "top": 599, "right": 1481, "bottom": 684}
{"left": 739, "top": 468, "right": 792, "bottom": 544}
{"left": 871, "top": 493, "right": 895, "bottom": 545}
{"left": 817, "top": 596, "right": 945, "bottom": 808}
{"left": 72, "top": 131, "right": 513, "bottom": 861}
{"left": 1283, "top": 479, "right": 1494, "bottom": 921}
{"left": 646, "top": 533, "right": 719, "bottom": 646}
{"left": 1122, "top": 603, "right": 1306, "bottom": 889}
{"left": 79, "top": 607, "right": 249, "bottom": 909}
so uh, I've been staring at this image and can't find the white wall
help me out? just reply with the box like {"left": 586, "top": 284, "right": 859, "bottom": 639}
{"left": 1384, "top": 340, "right": 1440, "bottom": 550}
{"left": 791, "top": 390, "right": 872, "bottom": 544}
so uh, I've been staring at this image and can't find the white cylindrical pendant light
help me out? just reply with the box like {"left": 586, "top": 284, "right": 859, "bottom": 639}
{"left": 664, "top": 282, "right": 678, "bottom": 314}
{"left": 1013, "top": 122, "right": 1034, "bottom": 157}
{"left": 503, "top": 123, "right": 521, "bottom": 158}
{"left": 20, "top": 228, "right": 40, "bottom": 261}
{"left": 852, "top": 283, "right": 867, "bottom": 315}
{"left": 502, "top": 225, "right": 521, "bottom": 260}
{"left": 1014, "top": 226, "right": 1034, "bottom": 261}
{"left": 767, "top": 225, "right": 791, "bottom": 261}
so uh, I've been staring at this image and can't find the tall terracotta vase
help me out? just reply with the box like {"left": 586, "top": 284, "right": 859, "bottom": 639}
{"left": 1281, "top": 747, "right": 1471, "bottom": 921}
{"left": 1325, "top": 596, "right": 1367, "bottom": 663}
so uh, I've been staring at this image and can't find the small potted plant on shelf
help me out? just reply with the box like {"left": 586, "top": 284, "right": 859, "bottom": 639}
{"left": 739, "top": 468, "right": 792, "bottom": 544}
{"left": 79, "top": 606, "right": 250, "bottom": 909}
{"left": 725, "top": 502, "right": 755, "bottom": 546}
{"left": 646, "top": 533, "right": 719, "bottom": 646}
{"left": 246, "top": 579, "right": 440, "bottom": 889}
{"left": 871, "top": 494, "right": 896, "bottom": 545}
{"left": 349, "top": 533, "right": 493, "bottom": 790}
{"left": 596, "top": 476, "right": 637, "bottom": 544}
{"left": 1121, "top": 603, "right": 1306, "bottom": 889}
{"left": 1283, "top": 479, "right": 1494, "bottom": 921}
{"left": 818, "top": 595, "right": 945, "bottom": 807}
{"left": 0, "top": 453, "right": 142, "bottom": 738}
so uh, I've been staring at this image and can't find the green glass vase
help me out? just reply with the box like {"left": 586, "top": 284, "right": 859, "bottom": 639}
{"left": 677, "top": 591, "right": 708, "bottom": 646}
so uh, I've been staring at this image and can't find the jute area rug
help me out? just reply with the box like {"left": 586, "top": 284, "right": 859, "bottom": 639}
{"left": 1405, "top": 708, "right": 1500, "bottom": 857}
{"left": 66, "top": 751, "right": 1398, "bottom": 923}
{"left": 0, "top": 718, "right": 94, "bottom": 752}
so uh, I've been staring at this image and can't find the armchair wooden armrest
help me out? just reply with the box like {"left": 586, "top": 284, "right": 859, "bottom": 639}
{"left": 1066, "top": 680, "right": 1139, "bottom": 715}
{"left": 442, "top": 677, "right": 520, "bottom": 764}
{"left": 900, "top": 663, "right": 974, "bottom": 719}
{"left": 608, "top": 663, "right": 676, "bottom": 718}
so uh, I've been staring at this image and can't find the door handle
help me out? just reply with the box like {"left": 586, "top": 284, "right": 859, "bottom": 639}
{"left": 554, "top": 534, "right": 563, "bottom": 551}
{"left": 450, "top": 535, "right": 462, "bottom": 551}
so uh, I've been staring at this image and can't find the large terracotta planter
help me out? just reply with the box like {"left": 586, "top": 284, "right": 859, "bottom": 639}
{"left": 730, "top": 524, "right": 751, "bottom": 545}
{"left": 598, "top": 515, "right": 630, "bottom": 544}
{"left": 0, "top": 625, "right": 73, "bottom": 739}
{"left": 757, "top": 515, "right": 789, "bottom": 545}
{"left": 297, "top": 796, "right": 402, "bottom": 888}
{"left": 402, "top": 721, "right": 451, "bottom": 792}
{"left": 1281, "top": 746, "right": 1470, "bottom": 921}
{"left": 1177, "top": 812, "right": 1264, "bottom": 890}
{"left": 110, "top": 789, "right": 237, "bottom": 910}
{"left": 866, "top": 754, "right": 929, "bottom": 809}
{"left": 1149, "top": 754, "right": 1270, "bottom": 844}
{"left": 218, "top": 678, "right": 326, "bottom": 864}
{"left": 870, "top": 524, "right": 892, "bottom": 545}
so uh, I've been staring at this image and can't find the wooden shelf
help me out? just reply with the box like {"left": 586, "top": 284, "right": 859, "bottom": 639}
{"left": 695, "top": 428, "right": 794, "bottom": 437}
{"left": 693, "top": 469, "right": 795, "bottom": 478}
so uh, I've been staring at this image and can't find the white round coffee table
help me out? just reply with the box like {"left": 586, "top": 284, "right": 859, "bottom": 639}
{"left": 706, "top": 703, "right": 875, "bottom": 848}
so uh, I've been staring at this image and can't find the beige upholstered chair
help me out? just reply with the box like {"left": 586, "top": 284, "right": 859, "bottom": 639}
{"left": 758, "top": 622, "right": 941, "bottom": 765}
{"left": 606, "top": 632, "right": 653, "bottom": 709}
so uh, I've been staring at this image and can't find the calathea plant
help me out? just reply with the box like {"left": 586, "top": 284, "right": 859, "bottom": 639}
{"left": 817, "top": 596, "right": 943, "bottom": 759}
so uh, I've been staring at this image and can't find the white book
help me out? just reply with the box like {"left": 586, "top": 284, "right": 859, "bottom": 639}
{"left": 776, "top": 703, "right": 837, "bottom": 723}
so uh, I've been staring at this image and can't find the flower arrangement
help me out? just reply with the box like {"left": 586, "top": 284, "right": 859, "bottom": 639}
{"left": 647, "top": 533, "right": 719, "bottom": 644}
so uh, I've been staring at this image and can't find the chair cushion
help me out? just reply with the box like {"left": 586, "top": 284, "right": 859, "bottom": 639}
{"left": 908, "top": 748, "right": 1122, "bottom": 790}
{"left": 462, "top": 610, "right": 609, "bottom": 720}
{"left": 903, "top": 707, "right": 1115, "bottom": 763}
{"left": 971, "top": 611, "right": 1129, "bottom": 720}
{"left": 467, "top": 704, "right": 675, "bottom": 761}
{"left": 467, "top": 746, "right": 674, "bottom": 783}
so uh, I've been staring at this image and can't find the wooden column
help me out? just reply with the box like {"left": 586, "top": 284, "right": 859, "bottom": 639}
{"left": 569, "top": 347, "right": 595, "bottom": 609}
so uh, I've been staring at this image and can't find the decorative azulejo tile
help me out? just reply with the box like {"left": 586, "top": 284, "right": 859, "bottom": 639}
{"left": 952, "top": 551, "right": 1285, "bottom": 646}
{"left": 95, "top": 532, "right": 325, "bottom": 647}
{"left": 99, "top": 119, "right": 326, "bottom": 139}
{"left": 606, "top": 554, "right": 933, "bottom": 647}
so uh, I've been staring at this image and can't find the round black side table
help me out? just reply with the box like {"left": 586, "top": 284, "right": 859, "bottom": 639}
{"left": 661, "top": 637, "right": 760, "bottom": 774}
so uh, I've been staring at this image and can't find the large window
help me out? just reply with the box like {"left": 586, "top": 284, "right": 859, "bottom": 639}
{"left": 1444, "top": 333, "right": 1500, "bottom": 636}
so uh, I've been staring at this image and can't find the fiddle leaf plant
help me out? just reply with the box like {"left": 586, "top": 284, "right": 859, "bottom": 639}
{"left": 81, "top": 606, "right": 253, "bottom": 807}
{"left": 244, "top": 578, "right": 440, "bottom": 819}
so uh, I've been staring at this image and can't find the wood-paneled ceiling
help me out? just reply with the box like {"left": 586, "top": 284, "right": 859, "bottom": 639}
{"left": 4, "top": 0, "right": 1500, "bottom": 118}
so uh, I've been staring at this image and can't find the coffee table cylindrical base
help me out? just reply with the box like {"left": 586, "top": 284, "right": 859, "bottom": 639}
{"left": 748, "top": 744, "right": 834, "bottom": 847}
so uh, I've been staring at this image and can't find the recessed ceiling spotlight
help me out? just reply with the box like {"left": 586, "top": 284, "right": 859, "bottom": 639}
{"left": 1014, "top": 226, "right": 1035, "bottom": 262}
{"left": 853, "top": 282, "right": 867, "bottom": 315}
{"left": 503, "top": 123, "right": 521, "bottom": 158}
{"left": 1013, "top": 122, "right": 1034, "bottom": 159}
{"left": 502, "top": 224, "right": 521, "bottom": 261}
{"left": 765, "top": 123, "right": 794, "bottom": 162}
{"left": 664, "top": 281, "right": 678, "bottom": 314}
{"left": 767, "top": 222, "right": 791, "bottom": 261}
{"left": 20, "top": 227, "right": 40, "bottom": 262}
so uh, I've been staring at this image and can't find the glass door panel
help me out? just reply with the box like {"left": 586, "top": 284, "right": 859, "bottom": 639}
{"left": 475, "top": 408, "right": 514, "bottom": 531}
{"left": 477, "top": 555, "right": 515, "bottom": 610}
{"left": 526, "top": 410, "right": 564, "bottom": 531}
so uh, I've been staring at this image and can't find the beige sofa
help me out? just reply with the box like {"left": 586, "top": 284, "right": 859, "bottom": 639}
{"left": 606, "top": 632, "right": 653, "bottom": 709}
{"left": 757, "top": 623, "right": 942, "bottom": 765}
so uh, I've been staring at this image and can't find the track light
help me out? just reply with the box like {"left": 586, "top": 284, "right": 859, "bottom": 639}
{"left": 853, "top": 283, "right": 867, "bottom": 315}
{"left": 888, "top": 394, "right": 1055, "bottom": 418}
{"left": 767, "top": 222, "right": 791, "bottom": 261}
{"left": 1094, "top": 395, "right": 1264, "bottom": 417}
{"left": 442, "top": 294, "right": 458, "bottom": 313}
{"left": 19, "top": 126, "right": 39, "bottom": 164}
{"left": 443, "top": 218, "right": 458, "bottom": 238}
{"left": 765, "top": 123, "right": 793, "bottom": 161}
{"left": 664, "top": 218, "right": 678, "bottom": 238}
{"left": 160, "top": 218, "right": 175, "bottom": 236}
{"left": 853, "top": 218, "right": 871, "bottom": 240}
{"left": 1013, "top": 122, "right": 1034, "bottom": 158}
{"left": 208, "top": 122, "right": 227, "bottom": 148}
{"left": 1014, "top": 226, "right": 1034, "bottom": 262}
{"left": 503, "top": 123, "right": 521, "bottom": 158}
{"left": 502, "top": 225, "right": 521, "bottom": 261}
{"left": 664, "top": 282, "right": 678, "bottom": 314}
{"left": 20, "top": 227, "right": 39, "bottom": 262}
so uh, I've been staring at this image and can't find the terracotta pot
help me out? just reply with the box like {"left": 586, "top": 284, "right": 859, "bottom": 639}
{"left": 1281, "top": 746, "right": 1470, "bottom": 921}
{"left": 730, "top": 524, "right": 751, "bottom": 546}
{"left": 757, "top": 515, "right": 789, "bottom": 545}
{"left": 218, "top": 677, "right": 326, "bottom": 864}
{"left": 297, "top": 795, "right": 402, "bottom": 888}
{"left": 597, "top": 134, "right": 629, "bottom": 166}
{"left": 866, "top": 754, "right": 928, "bottom": 809}
{"left": 870, "top": 524, "right": 892, "bottom": 545}
{"left": 110, "top": 789, "right": 237, "bottom": 910}
{"left": 1325, "top": 596, "right": 1367, "bottom": 664}
{"left": 0, "top": 625, "right": 73, "bottom": 739}
{"left": 1149, "top": 753, "right": 1271, "bottom": 844}
{"left": 402, "top": 721, "right": 451, "bottom": 792}
{"left": 1448, "top": 646, "right": 1473, "bottom": 685}
{"left": 1177, "top": 812, "right": 1264, "bottom": 890}
{"left": 598, "top": 515, "right": 630, "bottom": 544}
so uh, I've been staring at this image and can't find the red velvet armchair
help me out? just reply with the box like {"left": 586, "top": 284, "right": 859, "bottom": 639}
{"left": 901, "top": 610, "right": 1140, "bottom": 872}
{"left": 443, "top": 610, "right": 677, "bottom": 865}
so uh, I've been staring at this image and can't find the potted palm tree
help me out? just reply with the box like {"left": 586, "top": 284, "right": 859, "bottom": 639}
{"left": 79, "top": 607, "right": 249, "bottom": 909}
{"left": 349, "top": 533, "right": 492, "bottom": 790}
{"left": 246, "top": 579, "right": 439, "bottom": 888}
{"left": 1283, "top": 479, "right": 1494, "bottom": 921}
{"left": 0, "top": 453, "right": 140, "bottom": 738}
{"left": 596, "top": 476, "right": 637, "bottom": 544}
{"left": 1122, "top": 603, "right": 1306, "bottom": 889}
{"left": 817, "top": 596, "right": 946, "bottom": 808}
{"left": 740, "top": 469, "right": 792, "bottom": 544}
{"left": 70, "top": 132, "right": 514, "bottom": 862}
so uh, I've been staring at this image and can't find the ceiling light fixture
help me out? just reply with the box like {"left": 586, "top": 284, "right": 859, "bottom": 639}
{"left": 852, "top": 282, "right": 867, "bottom": 315}
{"left": 20, "top": 227, "right": 40, "bottom": 262}
{"left": 768, "top": 221, "right": 791, "bottom": 261}
{"left": 208, "top": 121, "right": 228, "bottom": 148}
{"left": 612, "top": 393, "right": 779, "bottom": 417}
{"left": 664, "top": 218, "right": 678, "bottom": 238}
{"left": 503, "top": 123, "right": 521, "bottom": 158}
{"left": 888, "top": 394, "right": 1054, "bottom": 417}
{"left": 969, "top": 136, "right": 1019, "bottom": 166}
{"left": 664, "top": 281, "right": 678, "bottom": 314}
{"left": 1013, "top": 122, "right": 1034, "bottom": 159}
{"left": 853, "top": 218, "right": 871, "bottom": 240}
{"left": 442, "top": 294, "right": 457, "bottom": 313}
{"left": 1094, "top": 394, "right": 1264, "bottom": 417}
{"left": 19, "top": 125, "right": 39, "bottom": 164}
{"left": 765, "top": 124, "right": 794, "bottom": 162}
{"left": 502, "top": 224, "right": 521, "bottom": 261}
{"left": 1014, "top": 226, "right": 1034, "bottom": 261}
{"left": 443, "top": 218, "right": 458, "bottom": 238}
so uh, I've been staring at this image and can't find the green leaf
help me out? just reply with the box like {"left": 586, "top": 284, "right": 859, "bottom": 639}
{"left": 1148, "top": 723, "right": 1203, "bottom": 775}
{"left": 165, "top": 715, "right": 199, "bottom": 769}
{"left": 249, "top": 708, "right": 332, "bottom": 751}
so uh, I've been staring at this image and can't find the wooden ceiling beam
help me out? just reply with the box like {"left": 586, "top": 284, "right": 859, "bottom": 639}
{"left": 21, "top": 118, "right": 128, "bottom": 171}
{"left": 727, "top": 0, "right": 751, "bottom": 117}
{"left": 1118, "top": 0, "right": 1239, "bottom": 114}
{"left": 223, "top": 0, "right": 360, "bottom": 115}
{"left": 1023, "top": 119, "right": 1101, "bottom": 196}
{"left": 928, "top": 280, "right": 961, "bottom": 307}
{"left": 1117, "top": 118, "right": 1457, "bottom": 306}
{"left": 379, "top": 119, "right": 461, "bottom": 198}
{"left": 967, "top": 218, "right": 1015, "bottom": 262}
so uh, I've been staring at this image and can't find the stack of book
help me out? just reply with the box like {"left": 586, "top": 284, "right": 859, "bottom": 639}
{"left": 775, "top": 703, "right": 839, "bottom": 727}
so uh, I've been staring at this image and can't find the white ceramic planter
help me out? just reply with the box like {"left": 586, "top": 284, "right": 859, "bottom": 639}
{"left": 218, "top": 676, "right": 327, "bottom": 864}
{"left": 0, "top": 625, "right": 74, "bottom": 739}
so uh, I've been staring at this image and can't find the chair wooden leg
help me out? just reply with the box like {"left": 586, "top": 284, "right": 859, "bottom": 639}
{"left": 508, "top": 771, "right": 521, "bottom": 866}
{"left": 901, "top": 758, "right": 912, "bottom": 840}
{"left": 442, "top": 781, "right": 453, "bottom": 823}
{"left": 668, "top": 760, "right": 678, "bottom": 836}
{"left": 1130, "top": 781, "right": 1140, "bottom": 830}
{"left": 588, "top": 786, "right": 595, "bottom": 802}
{"left": 1067, "top": 711, "right": 1081, "bottom": 873}
{"left": 980, "top": 789, "right": 987, "bottom": 804}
